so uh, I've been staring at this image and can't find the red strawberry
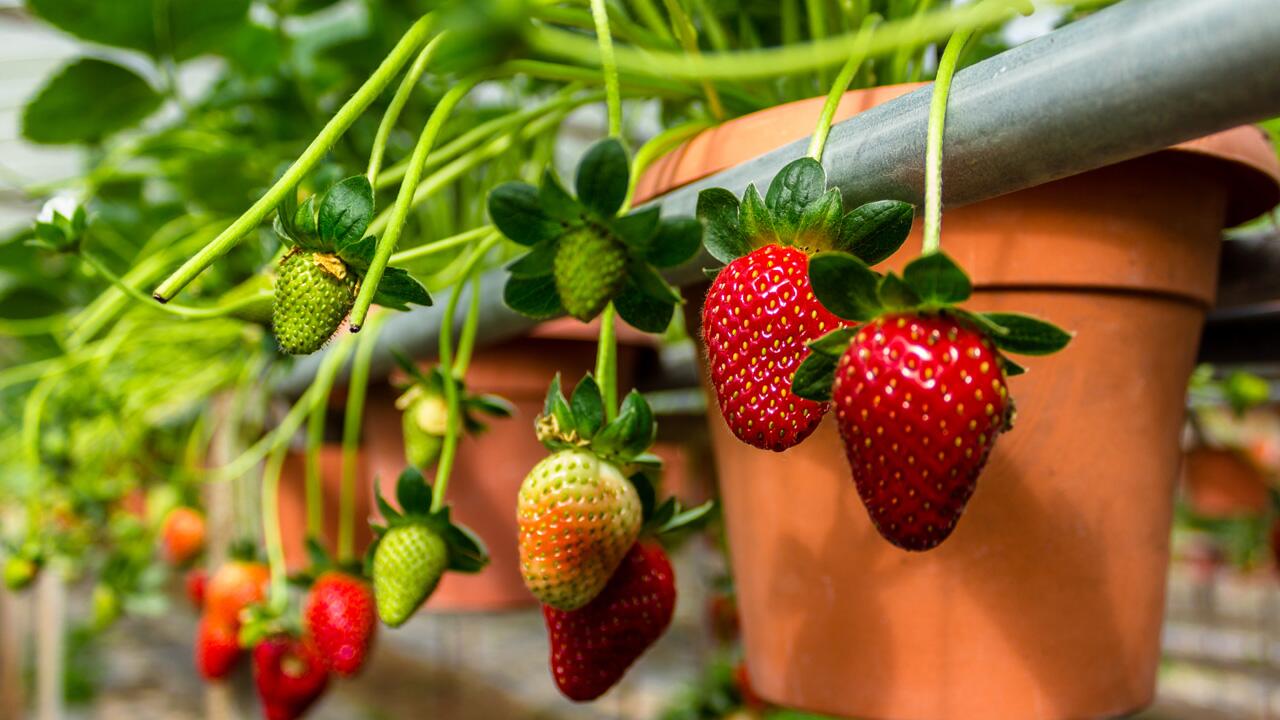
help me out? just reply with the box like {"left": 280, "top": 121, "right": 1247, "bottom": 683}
{"left": 304, "top": 571, "right": 376, "bottom": 677}
{"left": 205, "top": 560, "right": 270, "bottom": 627}
{"left": 832, "top": 314, "right": 1010, "bottom": 551}
{"left": 253, "top": 636, "right": 330, "bottom": 720}
{"left": 186, "top": 568, "right": 208, "bottom": 609}
{"left": 195, "top": 615, "right": 242, "bottom": 681}
{"left": 703, "top": 244, "right": 846, "bottom": 451}
{"left": 161, "top": 507, "right": 205, "bottom": 566}
{"left": 542, "top": 542, "right": 676, "bottom": 701}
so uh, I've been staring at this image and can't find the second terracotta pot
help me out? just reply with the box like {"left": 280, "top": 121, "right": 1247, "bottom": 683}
{"left": 643, "top": 85, "right": 1280, "bottom": 720}
{"left": 1183, "top": 447, "right": 1270, "bottom": 519}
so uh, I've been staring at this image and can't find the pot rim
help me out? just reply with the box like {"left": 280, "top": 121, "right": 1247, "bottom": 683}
{"left": 634, "top": 82, "right": 1280, "bottom": 226}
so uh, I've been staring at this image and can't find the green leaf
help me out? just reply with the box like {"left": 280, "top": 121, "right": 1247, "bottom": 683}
{"left": 657, "top": 500, "right": 718, "bottom": 535}
{"left": 628, "top": 260, "right": 682, "bottom": 304}
{"left": 374, "top": 484, "right": 399, "bottom": 522}
{"left": 614, "top": 284, "right": 675, "bottom": 334}
{"left": 442, "top": 522, "right": 489, "bottom": 574}
{"left": 808, "top": 326, "right": 858, "bottom": 358}
{"left": 877, "top": 272, "right": 920, "bottom": 309}
{"left": 645, "top": 217, "right": 702, "bottom": 268}
{"left": 505, "top": 238, "right": 557, "bottom": 278}
{"left": 277, "top": 188, "right": 299, "bottom": 239}
{"left": 903, "top": 252, "right": 971, "bottom": 305}
{"left": 27, "top": 0, "right": 251, "bottom": 60}
{"left": 570, "top": 374, "right": 605, "bottom": 438}
{"left": 613, "top": 206, "right": 661, "bottom": 250}
{"left": 467, "top": 394, "right": 513, "bottom": 418}
{"left": 980, "top": 313, "right": 1073, "bottom": 355}
{"left": 504, "top": 274, "right": 565, "bottom": 319}
{"left": 22, "top": 58, "right": 162, "bottom": 145}
{"left": 795, "top": 188, "right": 843, "bottom": 248}
{"left": 1001, "top": 356, "right": 1027, "bottom": 376}
{"left": 318, "top": 176, "right": 375, "bottom": 252}
{"left": 396, "top": 469, "right": 433, "bottom": 515}
{"left": 488, "top": 182, "right": 561, "bottom": 246}
{"left": 765, "top": 157, "right": 826, "bottom": 229}
{"left": 630, "top": 472, "right": 657, "bottom": 523}
{"left": 539, "top": 169, "right": 582, "bottom": 222}
{"left": 294, "top": 195, "right": 318, "bottom": 239}
{"left": 792, "top": 351, "right": 838, "bottom": 402}
{"left": 808, "top": 252, "right": 882, "bottom": 322}
{"left": 338, "top": 236, "right": 377, "bottom": 271}
{"left": 837, "top": 200, "right": 915, "bottom": 265}
{"left": 575, "top": 138, "right": 629, "bottom": 217}
{"left": 372, "top": 267, "right": 432, "bottom": 310}
{"left": 543, "top": 373, "right": 566, "bottom": 418}
{"left": 740, "top": 185, "right": 778, "bottom": 245}
{"left": 597, "top": 390, "right": 655, "bottom": 458}
{"left": 697, "top": 188, "right": 748, "bottom": 264}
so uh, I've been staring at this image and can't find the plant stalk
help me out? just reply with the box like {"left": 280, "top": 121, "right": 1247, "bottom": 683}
{"left": 367, "top": 35, "right": 445, "bottom": 185}
{"left": 922, "top": 27, "right": 974, "bottom": 256}
{"left": 339, "top": 310, "right": 387, "bottom": 563}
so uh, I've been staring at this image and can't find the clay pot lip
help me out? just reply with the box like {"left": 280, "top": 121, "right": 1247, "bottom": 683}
{"left": 634, "top": 82, "right": 1280, "bottom": 226}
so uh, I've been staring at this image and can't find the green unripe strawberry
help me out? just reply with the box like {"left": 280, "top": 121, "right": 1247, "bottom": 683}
{"left": 517, "top": 448, "right": 642, "bottom": 610}
{"left": 402, "top": 392, "right": 449, "bottom": 469}
{"left": 372, "top": 523, "right": 448, "bottom": 626}
{"left": 91, "top": 583, "right": 121, "bottom": 630}
{"left": 272, "top": 250, "right": 357, "bottom": 356}
{"left": 3, "top": 556, "right": 37, "bottom": 591}
{"left": 554, "top": 227, "right": 628, "bottom": 322}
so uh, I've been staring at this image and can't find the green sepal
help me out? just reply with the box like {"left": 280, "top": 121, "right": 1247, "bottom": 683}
{"left": 952, "top": 308, "right": 1010, "bottom": 339}
{"left": 570, "top": 374, "right": 605, "bottom": 439}
{"left": 391, "top": 349, "right": 434, "bottom": 389}
{"left": 575, "top": 137, "right": 629, "bottom": 217}
{"left": 613, "top": 206, "right": 661, "bottom": 251}
{"left": 504, "top": 274, "right": 565, "bottom": 319}
{"left": 505, "top": 237, "right": 557, "bottom": 278}
{"left": 277, "top": 185, "right": 299, "bottom": 239}
{"left": 795, "top": 187, "right": 843, "bottom": 249}
{"left": 594, "top": 390, "right": 656, "bottom": 460}
{"left": 980, "top": 312, "right": 1073, "bottom": 355}
{"left": 808, "top": 326, "right": 859, "bottom": 358}
{"left": 740, "top": 184, "right": 778, "bottom": 246}
{"left": 903, "top": 251, "right": 971, "bottom": 305}
{"left": 628, "top": 259, "right": 682, "bottom": 305}
{"left": 650, "top": 498, "right": 717, "bottom": 538}
{"left": 337, "top": 235, "right": 376, "bottom": 271}
{"left": 293, "top": 195, "right": 319, "bottom": 246}
{"left": 542, "top": 373, "right": 576, "bottom": 438}
{"left": 317, "top": 175, "right": 375, "bottom": 253}
{"left": 877, "top": 272, "right": 920, "bottom": 310}
{"left": 791, "top": 351, "right": 838, "bottom": 402}
{"left": 395, "top": 468, "right": 433, "bottom": 516}
{"left": 488, "top": 182, "right": 561, "bottom": 246}
{"left": 837, "top": 200, "right": 914, "bottom": 265}
{"left": 630, "top": 472, "right": 658, "bottom": 524}
{"left": 765, "top": 157, "right": 826, "bottom": 231}
{"left": 696, "top": 187, "right": 749, "bottom": 264}
{"left": 645, "top": 216, "right": 702, "bottom": 268}
{"left": 539, "top": 168, "right": 583, "bottom": 222}
{"left": 465, "top": 394, "right": 515, "bottom": 419}
{"left": 440, "top": 520, "right": 488, "bottom": 574}
{"left": 374, "top": 483, "right": 400, "bottom": 524}
{"left": 1001, "top": 356, "right": 1027, "bottom": 376}
{"left": 372, "top": 266, "right": 432, "bottom": 310}
{"left": 808, "top": 251, "right": 882, "bottom": 321}
{"left": 614, "top": 282, "right": 675, "bottom": 333}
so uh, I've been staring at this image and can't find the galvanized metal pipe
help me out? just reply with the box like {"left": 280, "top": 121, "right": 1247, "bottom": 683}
{"left": 278, "top": 0, "right": 1280, "bottom": 394}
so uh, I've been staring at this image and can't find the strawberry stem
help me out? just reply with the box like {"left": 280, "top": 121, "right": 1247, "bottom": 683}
{"left": 922, "top": 26, "right": 974, "bottom": 257}
{"left": 452, "top": 274, "right": 483, "bottom": 378}
{"left": 589, "top": 0, "right": 623, "bottom": 138}
{"left": 596, "top": 304, "right": 619, "bottom": 422}
{"left": 339, "top": 310, "right": 388, "bottom": 564}
{"left": 262, "top": 442, "right": 290, "bottom": 614}
{"left": 350, "top": 71, "right": 478, "bottom": 332}
{"left": 806, "top": 16, "right": 878, "bottom": 162}
{"left": 151, "top": 14, "right": 435, "bottom": 302}
{"left": 431, "top": 232, "right": 502, "bottom": 513}
{"left": 366, "top": 34, "right": 444, "bottom": 186}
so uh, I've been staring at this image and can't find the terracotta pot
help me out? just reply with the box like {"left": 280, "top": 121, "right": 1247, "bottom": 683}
{"left": 641, "top": 85, "right": 1280, "bottom": 720}
{"left": 278, "top": 445, "right": 373, "bottom": 570}
{"left": 1183, "top": 447, "right": 1270, "bottom": 518}
{"left": 363, "top": 319, "right": 650, "bottom": 612}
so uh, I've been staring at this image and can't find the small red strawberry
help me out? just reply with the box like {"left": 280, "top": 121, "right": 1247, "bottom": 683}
{"left": 160, "top": 507, "right": 205, "bottom": 566}
{"left": 832, "top": 314, "right": 1010, "bottom": 550}
{"left": 703, "top": 244, "right": 846, "bottom": 452}
{"left": 542, "top": 542, "right": 676, "bottom": 701}
{"left": 304, "top": 571, "right": 376, "bottom": 677}
{"left": 195, "top": 615, "right": 242, "bottom": 681}
{"left": 185, "top": 568, "right": 208, "bottom": 609}
{"left": 205, "top": 560, "right": 270, "bottom": 627}
{"left": 253, "top": 635, "right": 330, "bottom": 720}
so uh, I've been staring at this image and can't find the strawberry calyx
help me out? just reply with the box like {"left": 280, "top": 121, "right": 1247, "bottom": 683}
{"left": 364, "top": 467, "right": 489, "bottom": 578}
{"left": 697, "top": 156, "right": 915, "bottom": 274}
{"left": 391, "top": 350, "right": 514, "bottom": 436}
{"left": 273, "top": 175, "right": 431, "bottom": 312}
{"left": 289, "top": 537, "right": 365, "bottom": 588}
{"left": 491, "top": 138, "right": 702, "bottom": 332}
{"left": 536, "top": 373, "right": 661, "bottom": 471}
{"left": 238, "top": 600, "right": 301, "bottom": 650}
{"left": 792, "top": 250, "right": 1073, "bottom": 403}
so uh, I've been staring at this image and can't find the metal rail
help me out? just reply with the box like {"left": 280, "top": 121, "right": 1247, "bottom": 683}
{"left": 278, "top": 0, "right": 1280, "bottom": 394}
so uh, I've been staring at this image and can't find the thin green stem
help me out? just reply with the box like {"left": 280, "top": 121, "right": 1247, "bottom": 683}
{"left": 628, "top": 0, "right": 675, "bottom": 42}
{"left": 589, "top": 0, "right": 623, "bottom": 137}
{"left": 262, "top": 442, "right": 289, "bottom": 613}
{"left": 452, "top": 273, "right": 483, "bottom": 378}
{"left": 922, "top": 27, "right": 974, "bottom": 256}
{"left": 82, "top": 251, "right": 272, "bottom": 320}
{"left": 430, "top": 232, "right": 501, "bottom": 513}
{"left": 805, "top": 0, "right": 831, "bottom": 86}
{"left": 389, "top": 226, "right": 493, "bottom": 265}
{"left": 152, "top": 14, "right": 434, "bottom": 302}
{"left": 350, "top": 74, "right": 477, "bottom": 331}
{"left": 807, "top": 17, "right": 878, "bottom": 161}
{"left": 661, "top": 0, "right": 724, "bottom": 120}
{"left": 339, "top": 311, "right": 387, "bottom": 563}
{"left": 595, "top": 304, "right": 618, "bottom": 421}
{"left": 367, "top": 35, "right": 444, "bottom": 185}
{"left": 688, "top": 0, "right": 730, "bottom": 51}
{"left": 304, "top": 389, "right": 326, "bottom": 540}
{"left": 624, "top": 118, "right": 713, "bottom": 208}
